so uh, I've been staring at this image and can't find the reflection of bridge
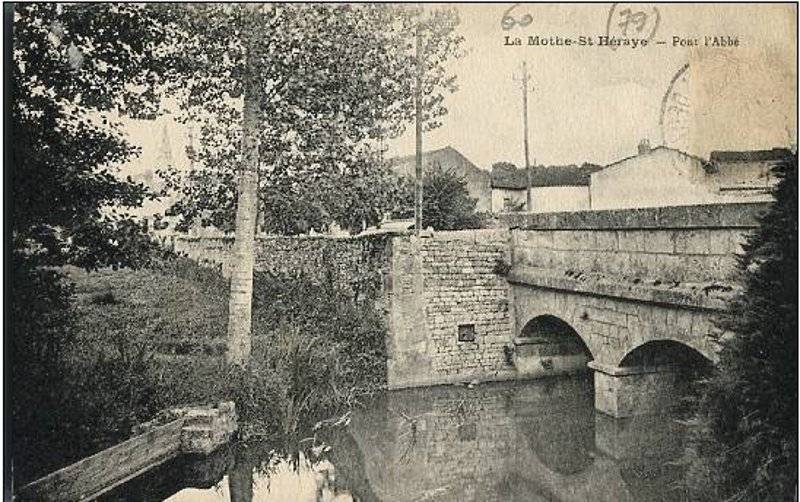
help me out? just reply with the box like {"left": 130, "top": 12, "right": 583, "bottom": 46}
{"left": 387, "top": 203, "right": 766, "bottom": 417}
{"left": 338, "top": 379, "right": 689, "bottom": 502}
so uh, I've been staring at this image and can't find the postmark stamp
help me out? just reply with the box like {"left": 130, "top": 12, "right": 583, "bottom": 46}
{"left": 660, "top": 62, "right": 691, "bottom": 150}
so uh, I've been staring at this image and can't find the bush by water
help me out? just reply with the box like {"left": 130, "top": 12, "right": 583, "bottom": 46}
{"left": 10, "top": 253, "right": 387, "bottom": 485}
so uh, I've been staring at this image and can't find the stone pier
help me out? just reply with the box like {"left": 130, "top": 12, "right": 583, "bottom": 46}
{"left": 590, "top": 362, "right": 685, "bottom": 418}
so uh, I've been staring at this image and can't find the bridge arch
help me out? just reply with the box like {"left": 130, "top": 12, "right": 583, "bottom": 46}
{"left": 520, "top": 314, "right": 594, "bottom": 361}
{"left": 513, "top": 314, "right": 594, "bottom": 378}
{"left": 618, "top": 339, "right": 714, "bottom": 370}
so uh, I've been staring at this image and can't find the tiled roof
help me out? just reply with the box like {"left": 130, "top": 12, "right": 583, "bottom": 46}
{"left": 709, "top": 148, "right": 792, "bottom": 162}
{"left": 387, "top": 146, "right": 488, "bottom": 180}
{"left": 491, "top": 163, "right": 603, "bottom": 189}
{"left": 603, "top": 146, "right": 709, "bottom": 170}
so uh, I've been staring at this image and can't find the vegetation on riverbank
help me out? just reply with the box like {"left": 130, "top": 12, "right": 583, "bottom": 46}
{"left": 683, "top": 154, "right": 797, "bottom": 500}
{"left": 10, "top": 254, "right": 386, "bottom": 486}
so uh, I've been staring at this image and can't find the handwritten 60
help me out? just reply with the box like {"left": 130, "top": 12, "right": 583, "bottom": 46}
{"left": 501, "top": 4, "right": 533, "bottom": 30}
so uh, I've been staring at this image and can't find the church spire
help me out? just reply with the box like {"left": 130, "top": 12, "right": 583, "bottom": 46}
{"left": 155, "top": 121, "right": 174, "bottom": 168}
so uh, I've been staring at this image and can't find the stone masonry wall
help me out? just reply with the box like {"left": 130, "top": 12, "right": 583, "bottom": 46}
{"left": 506, "top": 202, "right": 763, "bottom": 367}
{"left": 170, "top": 230, "right": 516, "bottom": 389}
{"left": 170, "top": 233, "right": 393, "bottom": 309}
{"left": 387, "top": 230, "right": 514, "bottom": 389}
{"left": 169, "top": 202, "right": 762, "bottom": 391}
{"left": 506, "top": 202, "right": 767, "bottom": 289}
{"left": 172, "top": 234, "right": 391, "bottom": 278}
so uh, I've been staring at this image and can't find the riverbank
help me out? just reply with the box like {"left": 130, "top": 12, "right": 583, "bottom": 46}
{"left": 11, "top": 254, "right": 386, "bottom": 486}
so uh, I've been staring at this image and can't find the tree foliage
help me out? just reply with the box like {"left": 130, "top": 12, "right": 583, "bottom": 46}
{"left": 684, "top": 154, "right": 798, "bottom": 500}
{"left": 9, "top": 3, "right": 177, "bottom": 270}
{"left": 157, "top": 4, "right": 464, "bottom": 235}
{"left": 8, "top": 3, "right": 181, "bottom": 481}
{"left": 394, "top": 163, "right": 485, "bottom": 230}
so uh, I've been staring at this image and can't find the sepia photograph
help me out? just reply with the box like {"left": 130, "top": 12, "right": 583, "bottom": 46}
{"left": 5, "top": 2, "right": 798, "bottom": 501}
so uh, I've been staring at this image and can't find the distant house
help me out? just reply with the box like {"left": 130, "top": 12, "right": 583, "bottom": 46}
{"left": 708, "top": 148, "right": 791, "bottom": 198}
{"left": 590, "top": 141, "right": 790, "bottom": 210}
{"left": 387, "top": 146, "right": 492, "bottom": 213}
{"left": 490, "top": 163, "right": 603, "bottom": 213}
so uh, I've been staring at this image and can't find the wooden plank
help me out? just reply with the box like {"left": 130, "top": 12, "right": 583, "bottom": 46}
{"left": 15, "top": 418, "right": 185, "bottom": 501}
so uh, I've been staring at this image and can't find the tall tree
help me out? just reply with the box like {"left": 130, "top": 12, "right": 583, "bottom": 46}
{"left": 684, "top": 154, "right": 797, "bottom": 500}
{"left": 159, "top": 4, "right": 464, "bottom": 236}
{"left": 155, "top": 4, "right": 463, "bottom": 363}
{"left": 225, "top": 4, "right": 263, "bottom": 365}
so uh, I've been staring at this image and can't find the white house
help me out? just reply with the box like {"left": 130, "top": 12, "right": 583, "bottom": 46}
{"left": 590, "top": 143, "right": 790, "bottom": 210}
{"left": 491, "top": 163, "right": 603, "bottom": 213}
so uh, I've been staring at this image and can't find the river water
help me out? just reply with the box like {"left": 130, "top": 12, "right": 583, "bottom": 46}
{"left": 106, "top": 376, "right": 690, "bottom": 501}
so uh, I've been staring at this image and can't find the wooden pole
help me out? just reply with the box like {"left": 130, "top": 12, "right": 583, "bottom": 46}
{"left": 227, "top": 5, "right": 261, "bottom": 366}
{"left": 414, "top": 26, "right": 423, "bottom": 236}
{"left": 521, "top": 61, "right": 532, "bottom": 212}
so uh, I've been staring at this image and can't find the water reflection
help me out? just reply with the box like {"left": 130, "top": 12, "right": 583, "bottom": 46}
{"left": 104, "top": 376, "right": 690, "bottom": 501}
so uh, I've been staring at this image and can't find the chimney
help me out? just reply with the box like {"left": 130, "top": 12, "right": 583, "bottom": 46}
{"left": 637, "top": 138, "right": 651, "bottom": 155}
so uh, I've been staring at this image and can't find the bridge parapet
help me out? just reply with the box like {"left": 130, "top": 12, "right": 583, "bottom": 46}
{"left": 506, "top": 202, "right": 765, "bottom": 309}
{"left": 499, "top": 201, "right": 767, "bottom": 230}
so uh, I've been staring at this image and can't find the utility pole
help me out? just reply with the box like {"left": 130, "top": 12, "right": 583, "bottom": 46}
{"left": 227, "top": 4, "right": 261, "bottom": 366}
{"left": 514, "top": 61, "right": 533, "bottom": 211}
{"left": 414, "top": 25, "right": 423, "bottom": 236}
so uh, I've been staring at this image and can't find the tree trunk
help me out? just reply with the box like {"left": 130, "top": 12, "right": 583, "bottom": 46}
{"left": 414, "top": 27, "right": 423, "bottom": 235}
{"left": 228, "top": 456, "right": 254, "bottom": 502}
{"left": 226, "top": 22, "right": 261, "bottom": 367}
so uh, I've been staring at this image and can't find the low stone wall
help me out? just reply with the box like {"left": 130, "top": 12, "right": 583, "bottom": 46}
{"left": 387, "top": 230, "right": 514, "bottom": 388}
{"left": 498, "top": 201, "right": 767, "bottom": 230}
{"left": 170, "top": 233, "right": 394, "bottom": 311}
{"left": 171, "top": 234, "right": 392, "bottom": 279}
{"left": 168, "top": 230, "right": 516, "bottom": 389}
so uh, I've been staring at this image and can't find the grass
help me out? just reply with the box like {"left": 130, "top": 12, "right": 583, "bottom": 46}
{"left": 13, "top": 253, "right": 387, "bottom": 486}
{"left": 64, "top": 258, "right": 229, "bottom": 354}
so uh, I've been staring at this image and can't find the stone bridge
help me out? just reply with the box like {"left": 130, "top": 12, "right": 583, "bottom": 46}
{"left": 170, "top": 202, "right": 767, "bottom": 418}
{"left": 386, "top": 202, "right": 766, "bottom": 418}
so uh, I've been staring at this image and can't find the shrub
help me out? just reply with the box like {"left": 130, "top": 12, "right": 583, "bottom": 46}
{"left": 683, "top": 153, "right": 797, "bottom": 500}
{"left": 9, "top": 254, "right": 76, "bottom": 482}
{"left": 11, "top": 247, "right": 389, "bottom": 484}
{"left": 393, "top": 164, "right": 486, "bottom": 230}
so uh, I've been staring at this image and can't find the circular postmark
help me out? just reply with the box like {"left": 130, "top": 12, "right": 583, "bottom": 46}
{"left": 659, "top": 63, "right": 691, "bottom": 151}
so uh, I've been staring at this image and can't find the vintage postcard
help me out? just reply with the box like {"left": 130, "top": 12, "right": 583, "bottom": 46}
{"left": 7, "top": 2, "right": 797, "bottom": 501}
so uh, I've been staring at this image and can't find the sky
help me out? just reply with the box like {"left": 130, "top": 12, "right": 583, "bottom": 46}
{"left": 123, "top": 3, "right": 797, "bottom": 175}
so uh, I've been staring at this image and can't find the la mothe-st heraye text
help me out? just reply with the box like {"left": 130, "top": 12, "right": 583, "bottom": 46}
{"left": 504, "top": 35, "right": 740, "bottom": 49}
